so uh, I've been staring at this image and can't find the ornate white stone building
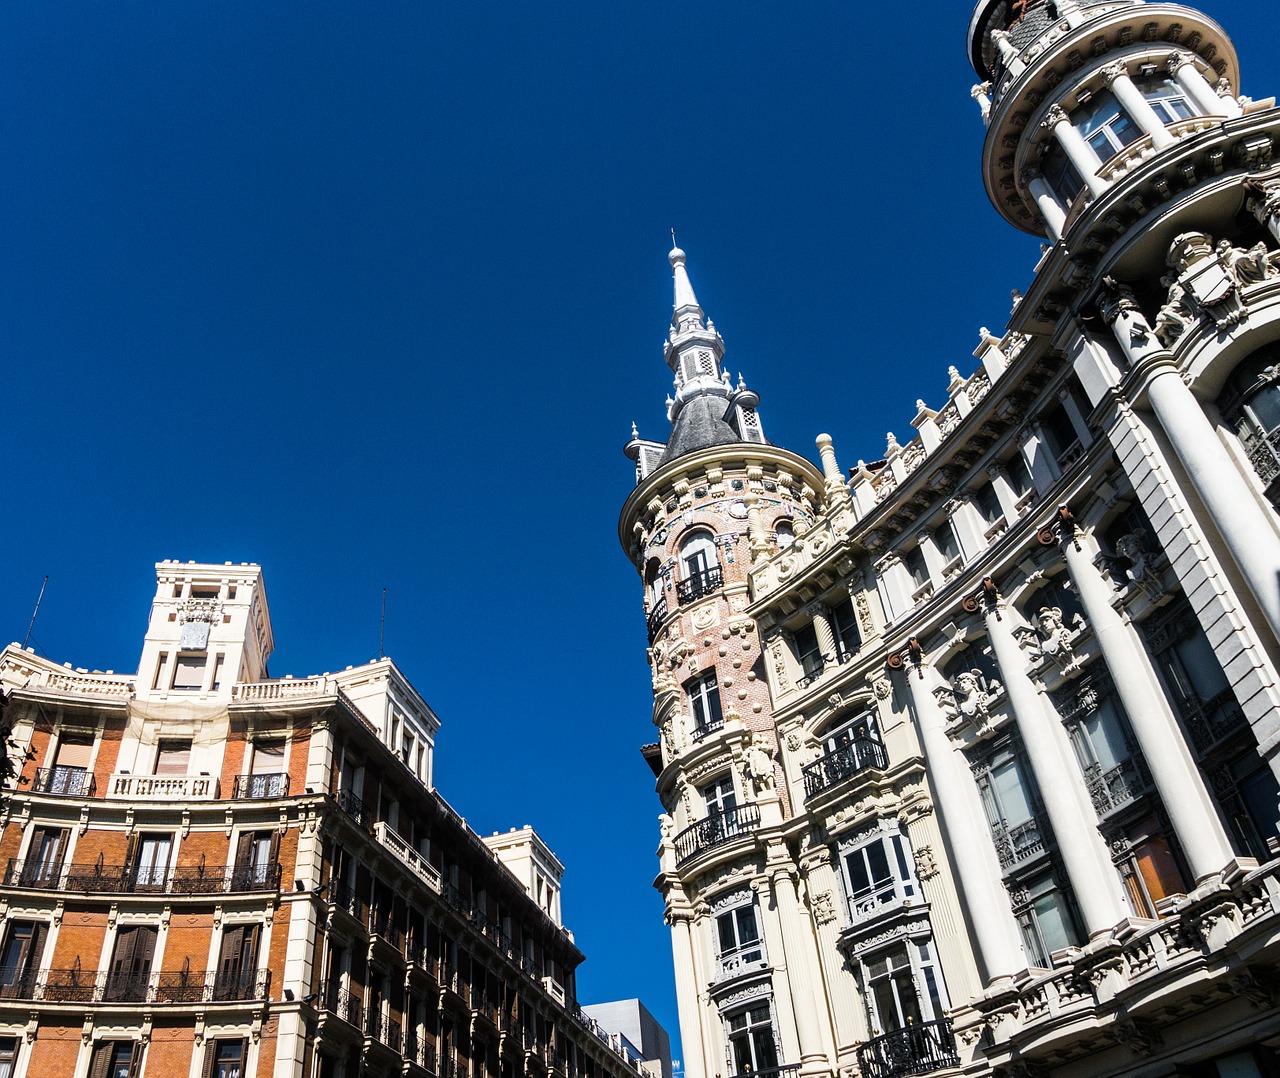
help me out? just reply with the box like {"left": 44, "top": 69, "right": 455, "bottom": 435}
{"left": 619, "top": 2, "right": 1280, "bottom": 1076}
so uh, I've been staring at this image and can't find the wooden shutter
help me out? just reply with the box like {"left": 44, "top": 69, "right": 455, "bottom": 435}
{"left": 234, "top": 832, "right": 253, "bottom": 869}
{"left": 201, "top": 1041, "right": 216, "bottom": 1078}
{"left": 124, "top": 833, "right": 140, "bottom": 880}
{"left": 219, "top": 925, "right": 245, "bottom": 981}
{"left": 127, "top": 1041, "right": 144, "bottom": 1078}
{"left": 88, "top": 1042, "right": 113, "bottom": 1078}
{"left": 26, "top": 923, "right": 47, "bottom": 977}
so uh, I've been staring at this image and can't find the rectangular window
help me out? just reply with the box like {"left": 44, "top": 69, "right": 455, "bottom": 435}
{"left": 88, "top": 1040, "right": 141, "bottom": 1078}
{"left": 171, "top": 653, "right": 206, "bottom": 690}
{"left": 0, "top": 921, "right": 46, "bottom": 999}
{"left": 715, "top": 901, "right": 764, "bottom": 977}
{"left": 1137, "top": 75, "right": 1194, "bottom": 123}
{"left": 0, "top": 1038, "right": 17, "bottom": 1078}
{"left": 154, "top": 739, "right": 192, "bottom": 775}
{"left": 934, "top": 521, "right": 961, "bottom": 564}
{"left": 829, "top": 598, "right": 861, "bottom": 661}
{"left": 1040, "top": 402, "right": 1081, "bottom": 465}
{"left": 203, "top": 1038, "right": 248, "bottom": 1078}
{"left": 977, "top": 749, "right": 1045, "bottom": 870}
{"left": 842, "top": 833, "right": 917, "bottom": 921}
{"left": 234, "top": 830, "right": 278, "bottom": 890}
{"left": 1013, "top": 874, "right": 1080, "bottom": 967}
{"left": 47, "top": 733, "right": 93, "bottom": 795}
{"left": 106, "top": 925, "right": 157, "bottom": 1002}
{"left": 793, "top": 623, "right": 824, "bottom": 681}
{"left": 726, "top": 1005, "right": 778, "bottom": 1076}
{"left": 21, "top": 825, "right": 68, "bottom": 888}
{"left": 687, "top": 672, "right": 724, "bottom": 737}
{"left": 1074, "top": 88, "right": 1142, "bottom": 159}
{"left": 214, "top": 924, "right": 261, "bottom": 1000}
{"left": 245, "top": 741, "right": 287, "bottom": 798}
{"left": 974, "top": 483, "right": 1003, "bottom": 526}
{"left": 129, "top": 832, "right": 172, "bottom": 891}
{"left": 152, "top": 652, "right": 169, "bottom": 691}
{"left": 902, "top": 545, "right": 929, "bottom": 589}
{"left": 211, "top": 653, "right": 226, "bottom": 690}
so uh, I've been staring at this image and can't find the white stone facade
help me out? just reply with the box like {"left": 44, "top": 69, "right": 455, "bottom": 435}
{"left": 620, "top": 3, "right": 1280, "bottom": 1076}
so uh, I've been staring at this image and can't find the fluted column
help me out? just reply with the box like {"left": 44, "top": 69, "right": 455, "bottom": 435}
{"left": 1100, "top": 285, "right": 1280, "bottom": 643}
{"left": 1102, "top": 62, "right": 1175, "bottom": 149}
{"left": 1042, "top": 104, "right": 1107, "bottom": 196}
{"left": 1057, "top": 526, "right": 1236, "bottom": 881}
{"left": 668, "top": 908, "right": 709, "bottom": 1078}
{"left": 768, "top": 865, "right": 829, "bottom": 1074}
{"left": 982, "top": 603, "right": 1131, "bottom": 935}
{"left": 902, "top": 664, "right": 1025, "bottom": 981}
{"left": 1021, "top": 167, "right": 1067, "bottom": 241}
{"left": 1167, "top": 52, "right": 1239, "bottom": 118}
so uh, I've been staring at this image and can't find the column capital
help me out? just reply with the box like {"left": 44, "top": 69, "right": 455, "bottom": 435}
{"left": 1041, "top": 103, "right": 1069, "bottom": 130}
{"left": 1166, "top": 50, "right": 1197, "bottom": 75}
{"left": 1100, "top": 61, "right": 1130, "bottom": 85}
{"left": 1096, "top": 277, "right": 1143, "bottom": 327}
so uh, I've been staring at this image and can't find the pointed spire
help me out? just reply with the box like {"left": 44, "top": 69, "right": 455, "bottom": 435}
{"left": 669, "top": 246, "right": 703, "bottom": 328}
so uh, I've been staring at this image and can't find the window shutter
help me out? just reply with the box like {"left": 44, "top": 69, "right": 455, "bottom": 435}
{"left": 136, "top": 927, "right": 156, "bottom": 974}
{"left": 88, "top": 1042, "right": 112, "bottom": 1078}
{"left": 234, "top": 1038, "right": 249, "bottom": 1078}
{"left": 27, "top": 923, "right": 47, "bottom": 975}
{"left": 235, "top": 832, "right": 253, "bottom": 868}
{"left": 127, "top": 1041, "right": 144, "bottom": 1078}
{"left": 219, "top": 925, "right": 245, "bottom": 978}
{"left": 124, "top": 833, "right": 140, "bottom": 876}
{"left": 268, "top": 830, "right": 280, "bottom": 867}
{"left": 201, "top": 1041, "right": 217, "bottom": 1078}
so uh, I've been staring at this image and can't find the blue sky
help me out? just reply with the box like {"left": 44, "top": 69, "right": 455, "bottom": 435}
{"left": 3, "top": 0, "right": 1276, "bottom": 1065}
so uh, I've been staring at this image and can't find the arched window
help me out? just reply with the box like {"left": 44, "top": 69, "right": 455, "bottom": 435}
{"left": 1220, "top": 349, "right": 1280, "bottom": 505}
{"left": 775, "top": 520, "right": 795, "bottom": 549}
{"left": 677, "top": 531, "right": 721, "bottom": 603}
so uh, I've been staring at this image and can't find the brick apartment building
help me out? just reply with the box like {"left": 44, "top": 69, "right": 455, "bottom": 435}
{"left": 0, "top": 560, "right": 647, "bottom": 1078}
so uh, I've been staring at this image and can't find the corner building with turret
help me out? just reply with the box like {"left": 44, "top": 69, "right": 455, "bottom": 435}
{"left": 619, "top": 3, "right": 1280, "bottom": 1077}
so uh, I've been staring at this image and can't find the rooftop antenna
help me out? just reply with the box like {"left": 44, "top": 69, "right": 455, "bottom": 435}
{"left": 22, "top": 576, "right": 48, "bottom": 649}
{"left": 378, "top": 587, "right": 387, "bottom": 660}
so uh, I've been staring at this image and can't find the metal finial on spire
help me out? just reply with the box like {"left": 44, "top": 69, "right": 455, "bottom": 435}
{"left": 671, "top": 227, "right": 677, "bottom": 249}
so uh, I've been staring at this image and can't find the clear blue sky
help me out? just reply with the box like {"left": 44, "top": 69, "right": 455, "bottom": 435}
{"left": 2, "top": 0, "right": 1275, "bottom": 1065}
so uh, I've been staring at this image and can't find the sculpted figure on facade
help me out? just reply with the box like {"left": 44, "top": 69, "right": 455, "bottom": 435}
{"left": 1115, "top": 532, "right": 1164, "bottom": 598}
{"left": 1215, "top": 238, "right": 1280, "bottom": 285}
{"left": 742, "top": 734, "right": 776, "bottom": 794}
{"left": 1020, "top": 606, "right": 1084, "bottom": 668}
{"left": 1154, "top": 273, "right": 1195, "bottom": 346}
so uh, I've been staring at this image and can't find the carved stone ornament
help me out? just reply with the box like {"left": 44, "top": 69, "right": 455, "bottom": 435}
{"left": 872, "top": 676, "right": 892, "bottom": 701}
{"left": 1155, "top": 231, "right": 1251, "bottom": 346}
{"left": 742, "top": 734, "right": 776, "bottom": 794}
{"left": 1114, "top": 531, "right": 1164, "bottom": 598}
{"left": 811, "top": 890, "right": 837, "bottom": 925}
{"left": 945, "top": 670, "right": 997, "bottom": 733}
{"left": 1018, "top": 606, "right": 1085, "bottom": 673}
{"left": 913, "top": 844, "right": 939, "bottom": 881}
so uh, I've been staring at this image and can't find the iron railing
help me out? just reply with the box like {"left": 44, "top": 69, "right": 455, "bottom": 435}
{"left": 692, "top": 717, "right": 725, "bottom": 741}
{"left": 802, "top": 734, "right": 888, "bottom": 799}
{"left": 727, "top": 1066, "right": 799, "bottom": 1078}
{"left": 674, "top": 804, "right": 761, "bottom": 864}
{"left": 3, "top": 859, "right": 62, "bottom": 889}
{"left": 645, "top": 597, "right": 668, "bottom": 641}
{"left": 335, "top": 789, "right": 373, "bottom": 829}
{"left": 856, "top": 1019, "right": 959, "bottom": 1078}
{"left": 18, "top": 967, "right": 269, "bottom": 1005}
{"left": 676, "top": 567, "right": 722, "bottom": 605}
{"left": 1085, "top": 757, "right": 1149, "bottom": 816}
{"left": 324, "top": 984, "right": 363, "bottom": 1026}
{"left": 32, "top": 766, "right": 96, "bottom": 797}
{"left": 232, "top": 773, "right": 289, "bottom": 799}
{"left": 13, "top": 860, "right": 285, "bottom": 895}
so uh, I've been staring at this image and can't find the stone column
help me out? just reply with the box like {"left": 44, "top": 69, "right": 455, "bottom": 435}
{"left": 816, "top": 433, "right": 852, "bottom": 508}
{"left": 1167, "top": 52, "right": 1239, "bottom": 118}
{"left": 1102, "top": 63, "right": 1175, "bottom": 149}
{"left": 1058, "top": 527, "right": 1237, "bottom": 881}
{"left": 1042, "top": 104, "right": 1107, "bottom": 196}
{"left": 1022, "top": 167, "right": 1068, "bottom": 241}
{"left": 982, "top": 603, "right": 1132, "bottom": 935}
{"left": 768, "top": 865, "right": 830, "bottom": 1074}
{"left": 1100, "top": 286, "right": 1280, "bottom": 643}
{"left": 668, "top": 908, "right": 709, "bottom": 1078}
{"left": 809, "top": 606, "right": 838, "bottom": 669}
{"left": 902, "top": 664, "right": 1026, "bottom": 982}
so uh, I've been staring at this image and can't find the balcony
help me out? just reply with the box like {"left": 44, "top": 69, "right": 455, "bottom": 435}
{"left": 857, "top": 1019, "right": 959, "bottom": 1078}
{"left": 802, "top": 734, "right": 888, "bottom": 800}
{"left": 31, "top": 766, "right": 96, "bottom": 797}
{"left": 692, "top": 717, "right": 725, "bottom": 742}
{"left": 991, "top": 817, "right": 1046, "bottom": 870}
{"left": 1085, "top": 757, "right": 1149, "bottom": 816}
{"left": 232, "top": 773, "right": 289, "bottom": 799}
{"left": 323, "top": 984, "right": 364, "bottom": 1027}
{"left": 373, "top": 821, "right": 442, "bottom": 892}
{"left": 674, "top": 804, "right": 761, "bottom": 865}
{"left": 7, "top": 860, "right": 283, "bottom": 895}
{"left": 676, "top": 567, "right": 722, "bottom": 605}
{"left": 22, "top": 967, "right": 269, "bottom": 1005}
{"left": 645, "top": 596, "right": 668, "bottom": 642}
{"left": 335, "top": 789, "right": 373, "bottom": 829}
{"left": 107, "top": 772, "right": 218, "bottom": 800}
{"left": 715, "top": 943, "right": 767, "bottom": 983}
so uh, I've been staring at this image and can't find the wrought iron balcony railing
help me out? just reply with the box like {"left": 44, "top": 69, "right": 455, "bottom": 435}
{"left": 674, "top": 804, "right": 761, "bottom": 865}
{"left": 856, "top": 1018, "right": 959, "bottom": 1078}
{"left": 16, "top": 967, "right": 270, "bottom": 1005}
{"left": 645, "top": 596, "right": 668, "bottom": 641}
{"left": 3, "top": 859, "right": 62, "bottom": 889}
{"left": 31, "top": 766, "right": 96, "bottom": 797}
{"left": 335, "top": 789, "right": 373, "bottom": 829}
{"left": 692, "top": 717, "right": 725, "bottom": 742}
{"left": 14, "top": 860, "right": 285, "bottom": 895}
{"left": 324, "top": 984, "right": 363, "bottom": 1026}
{"left": 676, "top": 567, "right": 722, "bottom": 605}
{"left": 802, "top": 734, "right": 888, "bottom": 799}
{"left": 232, "top": 772, "right": 289, "bottom": 799}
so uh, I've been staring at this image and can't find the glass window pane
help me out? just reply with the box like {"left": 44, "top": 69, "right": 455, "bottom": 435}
{"left": 991, "top": 759, "right": 1034, "bottom": 825}
{"left": 1033, "top": 891, "right": 1075, "bottom": 953}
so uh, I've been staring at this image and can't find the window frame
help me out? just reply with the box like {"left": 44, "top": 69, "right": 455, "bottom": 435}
{"left": 838, "top": 826, "right": 918, "bottom": 924}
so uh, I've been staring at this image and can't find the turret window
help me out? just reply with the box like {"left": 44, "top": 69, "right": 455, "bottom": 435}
{"left": 1137, "top": 75, "right": 1194, "bottom": 123}
{"left": 678, "top": 531, "right": 722, "bottom": 603}
{"left": 1075, "top": 89, "right": 1141, "bottom": 160}
{"left": 687, "top": 671, "right": 724, "bottom": 738}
